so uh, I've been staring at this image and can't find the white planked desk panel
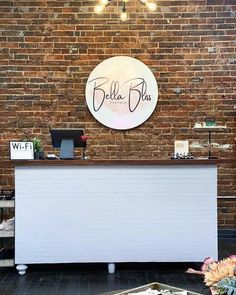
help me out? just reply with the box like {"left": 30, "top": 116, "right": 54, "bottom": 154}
{"left": 15, "top": 164, "right": 217, "bottom": 274}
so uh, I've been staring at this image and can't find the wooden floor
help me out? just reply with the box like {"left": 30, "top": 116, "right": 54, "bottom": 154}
{"left": 0, "top": 238, "right": 235, "bottom": 295}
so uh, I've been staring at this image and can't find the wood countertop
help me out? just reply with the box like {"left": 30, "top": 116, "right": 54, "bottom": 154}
{"left": 1, "top": 159, "right": 236, "bottom": 168}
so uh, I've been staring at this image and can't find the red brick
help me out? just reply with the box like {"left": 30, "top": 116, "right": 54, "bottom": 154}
{"left": 0, "top": 0, "right": 235, "bottom": 229}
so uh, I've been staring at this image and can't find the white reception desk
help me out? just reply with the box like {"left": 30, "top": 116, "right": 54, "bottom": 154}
{"left": 11, "top": 159, "right": 229, "bottom": 274}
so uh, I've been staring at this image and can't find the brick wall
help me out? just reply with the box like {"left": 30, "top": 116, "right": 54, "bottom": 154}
{"left": 218, "top": 198, "right": 236, "bottom": 230}
{"left": 0, "top": 0, "right": 235, "bottom": 229}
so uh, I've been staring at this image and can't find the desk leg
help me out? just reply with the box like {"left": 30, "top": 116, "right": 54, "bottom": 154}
{"left": 108, "top": 263, "right": 115, "bottom": 273}
{"left": 16, "top": 264, "right": 28, "bottom": 275}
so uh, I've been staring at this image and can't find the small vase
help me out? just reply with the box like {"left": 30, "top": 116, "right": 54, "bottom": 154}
{"left": 34, "top": 150, "right": 44, "bottom": 160}
{"left": 81, "top": 146, "right": 88, "bottom": 160}
{"left": 210, "top": 286, "right": 218, "bottom": 295}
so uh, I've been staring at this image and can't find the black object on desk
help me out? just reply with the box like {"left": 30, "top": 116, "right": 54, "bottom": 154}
{"left": 50, "top": 128, "right": 85, "bottom": 159}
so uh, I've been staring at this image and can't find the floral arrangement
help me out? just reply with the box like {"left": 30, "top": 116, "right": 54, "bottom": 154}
{"left": 80, "top": 135, "right": 88, "bottom": 145}
{"left": 186, "top": 255, "right": 236, "bottom": 295}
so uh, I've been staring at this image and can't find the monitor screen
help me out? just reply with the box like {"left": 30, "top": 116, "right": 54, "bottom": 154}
{"left": 50, "top": 129, "right": 85, "bottom": 148}
{"left": 50, "top": 128, "right": 85, "bottom": 159}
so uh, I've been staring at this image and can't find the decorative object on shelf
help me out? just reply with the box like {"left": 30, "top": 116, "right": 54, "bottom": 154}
{"left": 0, "top": 190, "right": 15, "bottom": 201}
{"left": 0, "top": 217, "right": 14, "bottom": 231}
{"left": 94, "top": 0, "right": 157, "bottom": 21}
{"left": 186, "top": 256, "right": 236, "bottom": 295}
{"left": 193, "top": 125, "right": 228, "bottom": 159}
{"left": 172, "top": 140, "right": 193, "bottom": 159}
{"left": 80, "top": 135, "right": 88, "bottom": 160}
{"left": 12, "top": 137, "right": 44, "bottom": 160}
{"left": 32, "top": 138, "right": 44, "bottom": 159}
{"left": 46, "top": 154, "right": 60, "bottom": 160}
{"left": 205, "top": 116, "right": 216, "bottom": 127}
{"left": 174, "top": 140, "right": 189, "bottom": 155}
{"left": 194, "top": 123, "right": 202, "bottom": 128}
{"left": 171, "top": 153, "right": 194, "bottom": 160}
{"left": 9, "top": 141, "right": 34, "bottom": 160}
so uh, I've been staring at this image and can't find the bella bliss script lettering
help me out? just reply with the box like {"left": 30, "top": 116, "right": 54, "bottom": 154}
{"left": 89, "top": 77, "right": 152, "bottom": 112}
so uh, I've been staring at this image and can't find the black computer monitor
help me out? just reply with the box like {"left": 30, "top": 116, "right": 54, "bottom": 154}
{"left": 50, "top": 128, "right": 85, "bottom": 159}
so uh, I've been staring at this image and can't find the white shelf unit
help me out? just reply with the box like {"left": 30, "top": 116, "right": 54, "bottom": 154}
{"left": 0, "top": 199, "right": 15, "bottom": 267}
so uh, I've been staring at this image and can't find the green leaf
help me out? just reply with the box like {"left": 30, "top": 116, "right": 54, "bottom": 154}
{"left": 217, "top": 277, "right": 236, "bottom": 295}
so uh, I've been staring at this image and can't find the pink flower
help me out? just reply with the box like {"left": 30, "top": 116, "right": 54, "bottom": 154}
{"left": 186, "top": 255, "right": 236, "bottom": 288}
{"left": 201, "top": 257, "right": 216, "bottom": 273}
{"left": 229, "top": 255, "right": 236, "bottom": 265}
{"left": 80, "top": 135, "right": 88, "bottom": 142}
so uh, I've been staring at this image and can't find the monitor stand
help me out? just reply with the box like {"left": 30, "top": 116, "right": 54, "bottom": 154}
{"left": 60, "top": 139, "right": 74, "bottom": 159}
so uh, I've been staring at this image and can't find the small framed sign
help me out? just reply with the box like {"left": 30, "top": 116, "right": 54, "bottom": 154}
{"left": 10, "top": 141, "right": 34, "bottom": 160}
{"left": 174, "top": 140, "right": 189, "bottom": 155}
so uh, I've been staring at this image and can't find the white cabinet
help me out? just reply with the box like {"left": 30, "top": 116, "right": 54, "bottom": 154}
{"left": 15, "top": 163, "right": 218, "bottom": 274}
